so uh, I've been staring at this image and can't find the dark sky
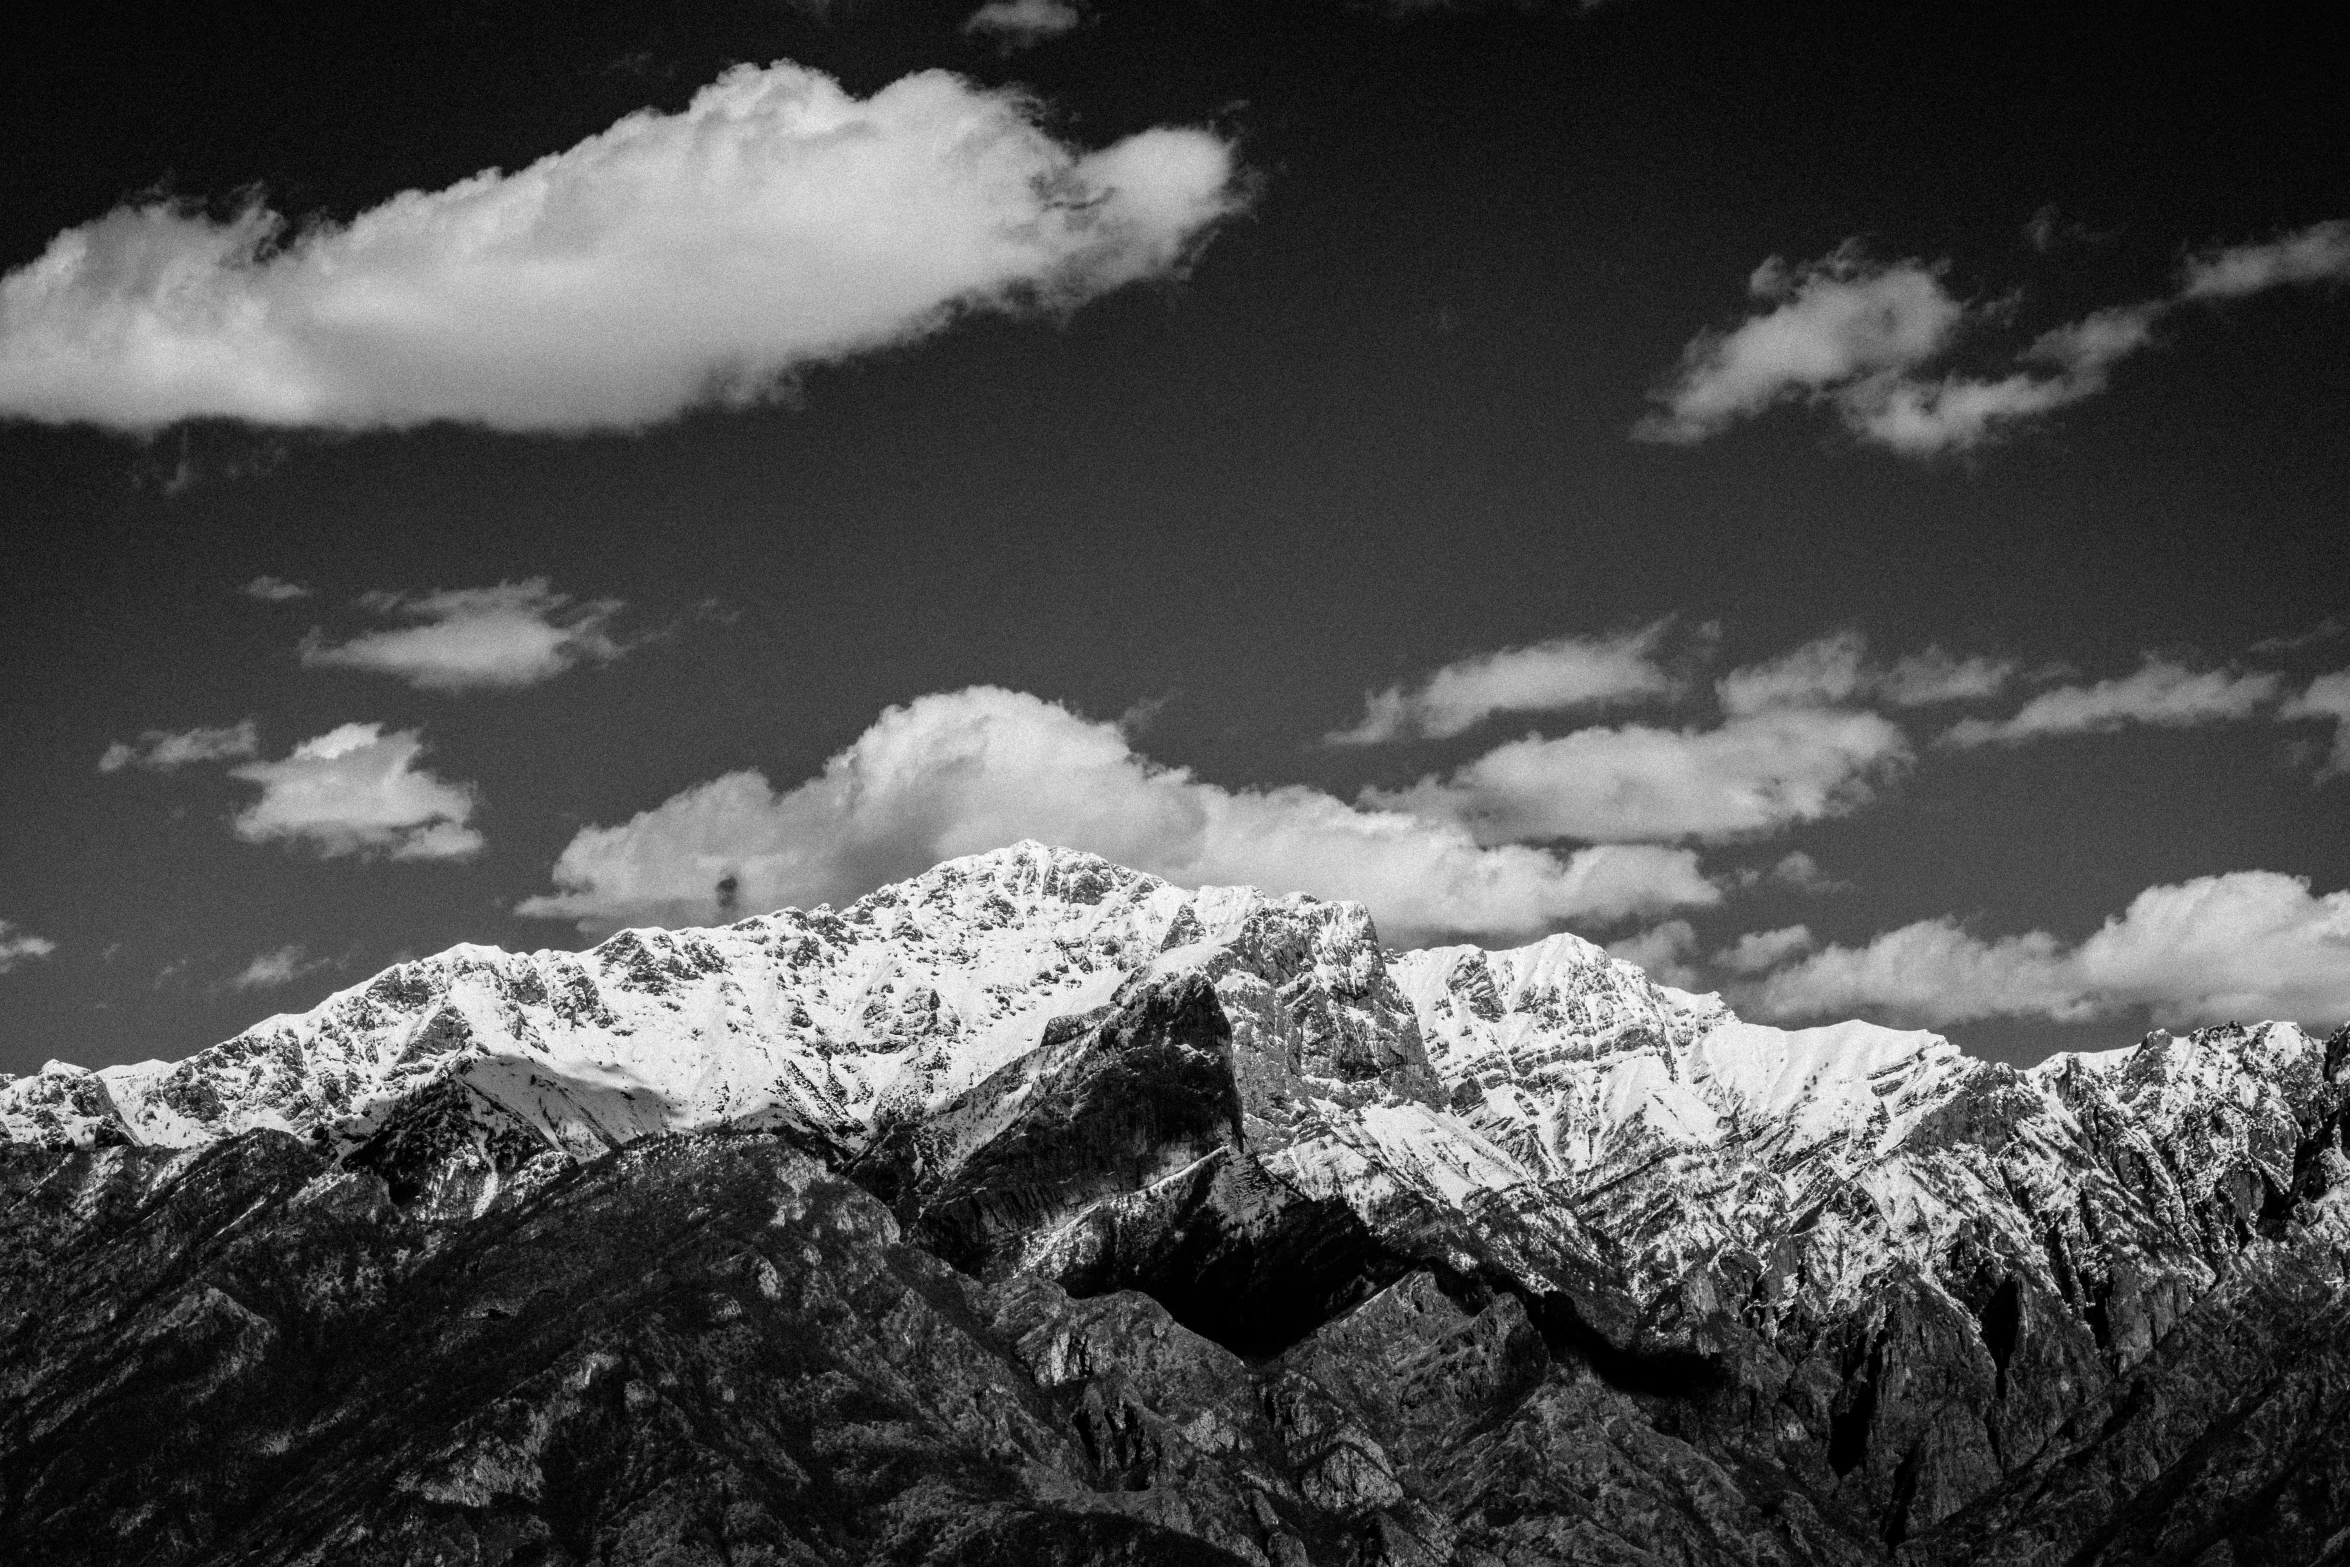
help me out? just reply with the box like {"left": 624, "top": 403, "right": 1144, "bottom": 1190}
{"left": 3, "top": 0, "right": 2346, "bottom": 1078}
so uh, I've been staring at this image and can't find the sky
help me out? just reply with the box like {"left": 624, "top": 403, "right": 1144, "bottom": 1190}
{"left": 2, "top": 0, "right": 2346, "bottom": 1077}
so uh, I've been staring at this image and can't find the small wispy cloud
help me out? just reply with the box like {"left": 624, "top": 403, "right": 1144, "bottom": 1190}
{"left": 1328, "top": 623, "right": 1680, "bottom": 744}
{"left": 99, "top": 719, "right": 260, "bottom": 773}
{"left": 962, "top": 0, "right": 1085, "bottom": 51}
{"left": 242, "top": 574, "right": 313, "bottom": 602}
{"left": 1941, "top": 657, "right": 2278, "bottom": 748}
{"left": 225, "top": 944, "right": 332, "bottom": 991}
{"left": 301, "top": 578, "right": 624, "bottom": 691}
{"left": 0, "top": 919, "right": 58, "bottom": 974}
{"left": 1641, "top": 219, "right": 2350, "bottom": 456}
{"left": 230, "top": 724, "right": 484, "bottom": 861}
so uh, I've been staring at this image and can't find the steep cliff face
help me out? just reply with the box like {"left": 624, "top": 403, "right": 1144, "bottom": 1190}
{"left": 4, "top": 842, "right": 2347, "bottom": 1564}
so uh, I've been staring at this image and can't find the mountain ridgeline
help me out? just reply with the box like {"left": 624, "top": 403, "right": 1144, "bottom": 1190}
{"left": 4, "top": 842, "right": 2347, "bottom": 1566}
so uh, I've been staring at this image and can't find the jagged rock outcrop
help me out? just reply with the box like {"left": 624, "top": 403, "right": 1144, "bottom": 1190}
{"left": 4, "top": 842, "right": 2346, "bottom": 1563}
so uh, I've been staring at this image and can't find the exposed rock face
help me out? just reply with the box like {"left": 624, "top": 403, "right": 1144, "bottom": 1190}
{"left": 3, "top": 842, "right": 2347, "bottom": 1564}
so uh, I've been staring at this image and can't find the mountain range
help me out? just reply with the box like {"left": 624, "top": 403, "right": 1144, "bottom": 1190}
{"left": 5, "top": 841, "right": 2346, "bottom": 1565}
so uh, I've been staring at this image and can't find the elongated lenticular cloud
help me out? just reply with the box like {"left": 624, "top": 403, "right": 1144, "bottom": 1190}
{"left": 1941, "top": 657, "right": 2278, "bottom": 747}
{"left": 0, "top": 64, "right": 1241, "bottom": 432}
{"left": 519, "top": 686, "right": 1719, "bottom": 945}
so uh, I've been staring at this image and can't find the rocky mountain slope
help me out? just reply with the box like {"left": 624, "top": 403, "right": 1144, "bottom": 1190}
{"left": 5, "top": 842, "right": 2347, "bottom": 1565}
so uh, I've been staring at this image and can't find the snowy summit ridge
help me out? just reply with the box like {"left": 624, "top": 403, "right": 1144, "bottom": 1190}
{"left": 5, "top": 841, "right": 2344, "bottom": 1363}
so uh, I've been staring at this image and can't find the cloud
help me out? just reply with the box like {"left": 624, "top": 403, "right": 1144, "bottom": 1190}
{"left": 226, "top": 944, "right": 330, "bottom": 991}
{"left": 1714, "top": 631, "right": 1870, "bottom": 714}
{"left": 1635, "top": 246, "right": 1964, "bottom": 445}
{"left": 518, "top": 685, "right": 1718, "bottom": 944}
{"left": 1877, "top": 646, "right": 2018, "bottom": 706}
{"left": 0, "top": 63, "right": 1240, "bottom": 433}
{"left": 1367, "top": 706, "right": 1911, "bottom": 844}
{"left": 301, "top": 578, "right": 623, "bottom": 691}
{"left": 1328, "top": 623, "right": 1679, "bottom": 744}
{"left": 1741, "top": 871, "right": 2350, "bottom": 1030}
{"left": 1714, "top": 923, "right": 1815, "bottom": 973}
{"left": 1643, "top": 219, "right": 2350, "bottom": 456}
{"left": 2178, "top": 219, "right": 2350, "bottom": 300}
{"left": 2282, "top": 668, "right": 2350, "bottom": 778}
{"left": 1605, "top": 920, "right": 1702, "bottom": 990}
{"left": 99, "top": 719, "right": 260, "bottom": 773}
{"left": 2251, "top": 615, "right": 2346, "bottom": 655}
{"left": 1749, "top": 850, "right": 1843, "bottom": 894}
{"left": 1842, "top": 303, "right": 2160, "bottom": 456}
{"left": 963, "top": 0, "right": 1085, "bottom": 50}
{"left": 229, "top": 724, "right": 484, "bottom": 860}
{"left": 242, "top": 574, "right": 313, "bottom": 602}
{"left": 2024, "top": 204, "right": 2105, "bottom": 254}
{"left": 1941, "top": 657, "right": 2278, "bottom": 747}
{"left": 1716, "top": 632, "right": 2013, "bottom": 716}
{"left": 0, "top": 919, "right": 58, "bottom": 974}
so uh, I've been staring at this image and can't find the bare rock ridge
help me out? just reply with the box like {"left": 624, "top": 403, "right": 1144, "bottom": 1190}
{"left": 4, "top": 841, "right": 2347, "bottom": 1564}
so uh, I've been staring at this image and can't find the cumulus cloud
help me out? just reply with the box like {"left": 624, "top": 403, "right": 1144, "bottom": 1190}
{"left": 1716, "top": 632, "right": 2014, "bottom": 714}
{"left": 1605, "top": 920, "right": 1702, "bottom": 990}
{"left": 1636, "top": 247, "right": 1963, "bottom": 445}
{"left": 99, "top": 719, "right": 260, "bottom": 773}
{"left": 1367, "top": 706, "right": 1910, "bottom": 844}
{"left": 226, "top": 944, "right": 330, "bottom": 991}
{"left": 242, "top": 574, "right": 313, "bottom": 602}
{"left": 1714, "top": 923, "right": 1815, "bottom": 973}
{"left": 1942, "top": 657, "right": 2278, "bottom": 747}
{"left": 1715, "top": 631, "right": 1871, "bottom": 714}
{"left": 229, "top": 724, "right": 484, "bottom": 860}
{"left": 301, "top": 578, "right": 623, "bottom": 691}
{"left": 1643, "top": 219, "right": 2350, "bottom": 456}
{"left": 0, "top": 919, "right": 58, "bottom": 974}
{"left": 0, "top": 62, "right": 1240, "bottom": 432}
{"left": 1741, "top": 871, "right": 2350, "bottom": 1030}
{"left": 1328, "top": 623, "right": 1679, "bottom": 744}
{"left": 2282, "top": 668, "right": 2350, "bottom": 778}
{"left": 963, "top": 0, "right": 1085, "bottom": 50}
{"left": 518, "top": 685, "right": 1718, "bottom": 944}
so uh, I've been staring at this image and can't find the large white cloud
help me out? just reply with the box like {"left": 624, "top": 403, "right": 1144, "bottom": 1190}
{"left": 230, "top": 724, "right": 484, "bottom": 860}
{"left": 1327, "top": 623, "right": 1678, "bottom": 744}
{"left": 301, "top": 579, "right": 622, "bottom": 691}
{"left": 1642, "top": 220, "right": 2350, "bottom": 456}
{"left": 1742, "top": 871, "right": 2350, "bottom": 1029}
{"left": 518, "top": 686, "right": 1718, "bottom": 944}
{"left": 1366, "top": 706, "right": 1911, "bottom": 844}
{"left": 1941, "top": 656, "right": 2279, "bottom": 747}
{"left": 0, "top": 63, "right": 1240, "bottom": 432}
